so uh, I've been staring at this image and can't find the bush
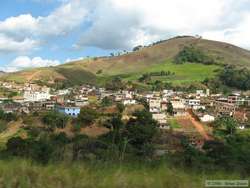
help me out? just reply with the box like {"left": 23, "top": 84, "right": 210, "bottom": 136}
{"left": 78, "top": 107, "right": 98, "bottom": 126}
{"left": 101, "top": 97, "right": 113, "bottom": 107}
{"left": 42, "top": 111, "right": 69, "bottom": 129}
{"left": 0, "top": 110, "right": 17, "bottom": 122}
{"left": 174, "top": 46, "right": 216, "bottom": 65}
{"left": 219, "top": 66, "right": 250, "bottom": 90}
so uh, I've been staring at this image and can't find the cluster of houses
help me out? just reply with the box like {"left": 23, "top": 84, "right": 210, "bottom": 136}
{"left": 147, "top": 89, "right": 249, "bottom": 128}
{"left": 0, "top": 81, "right": 249, "bottom": 128}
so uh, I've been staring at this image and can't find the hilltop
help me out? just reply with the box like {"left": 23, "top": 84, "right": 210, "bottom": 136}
{"left": 1, "top": 36, "right": 250, "bottom": 87}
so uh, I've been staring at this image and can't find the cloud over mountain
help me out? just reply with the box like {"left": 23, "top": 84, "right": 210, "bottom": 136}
{"left": 0, "top": 0, "right": 250, "bottom": 71}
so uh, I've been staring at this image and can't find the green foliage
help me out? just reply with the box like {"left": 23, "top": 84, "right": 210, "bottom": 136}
{"left": 0, "top": 121, "right": 7, "bottom": 133}
{"left": 116, "top": 103, "right": 125, "bottom": 114}
{"left": 4, "top": 133, "right": 71, "bottom": 164}
{"left": 6, "top": 137, "right": 53, "bottom": 164}
{"left": 0, "top": 110, "right": 17, "bottom": 122}
{"left": 175, "top": 46, "right": 216, "bottom": 65}
{"left": 72, "top": 124, "right": 82, "bottom": 133}
{"left": 219, "top": 66, "right": 250, "bottom": 90}
{"left": 78, "top": 107, "right": 98, "bottom": 126}
{"left": 7, "top": 91, "right": 18, "bottom": 98}
{"left": 42, "top": 111, "right": 69, "bottom": 129}
{"left": 105, "top": 77, "right": 125, "bottom": 91}
{"left": 124, "top": 110, "right": 158, "bottom": 156}
{"left": 96, "top": 69, "right": 103, "bottom": 74}
{"left": 167, "top": 102, "right": 174, "bottom": 115}
{"left": 138, "top": 71, "right": 174, "bottom": 83}
{"left": 214, "top": 116, "right": 238, "bottom": 136}
{"left": 101, "top": 97, "right": 113, "bottom": 107}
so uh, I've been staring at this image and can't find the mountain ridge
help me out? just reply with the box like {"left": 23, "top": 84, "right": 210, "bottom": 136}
{"left": 1, "top": 36, "right": 250, "bottom": 86}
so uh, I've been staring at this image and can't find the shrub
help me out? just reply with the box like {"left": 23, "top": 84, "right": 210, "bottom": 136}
{"left": 42, "top": 111, "right": 69, "bottom": 129}
{"left": 174, "top": 46, "right": 216, "bottom": 65}
{"left": 78, "top": 107, "right": 98, "bottom": 126}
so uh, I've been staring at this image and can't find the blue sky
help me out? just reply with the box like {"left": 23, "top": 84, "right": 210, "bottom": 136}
{"left": 0, "top": 0, "right": 250, "bottom": 72}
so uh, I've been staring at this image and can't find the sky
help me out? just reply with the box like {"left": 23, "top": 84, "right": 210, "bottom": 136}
{"left": 0, "top": 0, "right": 250, "bottom": 72}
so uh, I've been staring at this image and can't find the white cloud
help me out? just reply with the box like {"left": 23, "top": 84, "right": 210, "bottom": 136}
{"left": 77, "top": 0, "right": 250, "bottom": 50}
{"left": 203, "top": 13, "right": 250, "bottom": 49}
{"left": 1, "top": 0, "right": 250, "bottom": 54}
{"left": 1, "top": 56, "right": 60, "bottom": 72}
{"left": 0, "top": 34, "right": 39, "bottom": 53}
{"left": 0, "top": 0, "right": 88, "bottom": 53}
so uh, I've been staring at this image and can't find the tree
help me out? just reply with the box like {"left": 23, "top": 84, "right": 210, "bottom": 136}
{"left": 78, "top": 107, "right": 98, "bottom": 126}
{"left": 219, "top": 66, "right": 250, "bottom": 90}
{"left": 167, "top": 102, "right": 174, "bottom": 115}
{"left": 174, "top": 46, "right": 215, "bottom": 65}
{"left": 105, "top": 77, "right": 124, "bottom": 90}
{"left": 116, "top": 103, "right": 125, "bottom": 114}
{"left": 101, "top": 97, "right": 113, "bottom": 107}
{"left": 124, "top": 110, "right": 158, "bottom": 156}
{"left": 42, "top": 111, "right": 69, "bottom": 129}
{"left": 133, "top": 45, "right": 143, "bottom": 52}
{"left": 214, "top": 116, "right": 238, "bottom": 136}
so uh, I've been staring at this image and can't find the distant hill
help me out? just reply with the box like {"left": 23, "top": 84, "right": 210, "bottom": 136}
{"left": 0, "top": 71, "right": 6, "bottom": 76}
{"left": 1, "top": 36, "right": 250, "bottom": 86}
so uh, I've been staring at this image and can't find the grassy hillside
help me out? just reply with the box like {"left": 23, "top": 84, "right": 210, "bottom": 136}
{"left": 1, "top": 36, "right": 250, "bottom": 86}
{"left": 0, "top": 159, "right": 246, "bottom": 188}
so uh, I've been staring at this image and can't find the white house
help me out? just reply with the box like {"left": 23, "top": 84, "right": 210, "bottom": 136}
{"left": 149, "top": 97, "right": 161, "bottom": 113}
{"left": 24, "top": 90, "right": 51, "bottom": 102}
{"left": 162, "top": 90, "right": 175, "bottom": 97}
{"left": 75, "top": 99, "right": 89, "bottom": 107}
{"left": 57, "top": 89, "right": 70, "bottom": 96}
{"left": 152, "top": 113, "right": 167, "bottom": 124}
{"left": 186, "top": 99, "right": 200, "bottom": 106}
{"left": 200, "top": 114, "right": 215, "bottom": 122}
{"left": 171, "top": 100, "right": 187, "bottom": 116}
{"left": 123, "top": 99, "right": 136, "bottom": 106}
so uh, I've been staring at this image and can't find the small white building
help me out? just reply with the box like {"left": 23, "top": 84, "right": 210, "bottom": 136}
{"left": 149, "top": 97, "right": 161, "bottom": 113}
{"left": 57, "top": 89, "right": 70, "bottom": 96}
{"left": 187, "top": 99, "right": 200, "bottom": 106}
{"left": 75, "top": 99, "right": 89, "bottom": 107}
{"left": 152, "top": 113, "right": 167, "bottom": 124}
{"left": 171, "top": 100, "right": 187, "bottom": 116}
{"left": 123, "top": 99, "right": 136, "bottom": 106}
{"left": 162, "top": 90, "right": 175, "bottom": 97}
{"left": 200, "top": 114, "right": 215, "bottom": 123}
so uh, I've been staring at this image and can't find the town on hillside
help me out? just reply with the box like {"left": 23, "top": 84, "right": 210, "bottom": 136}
{"left": 0, "top": 81, "right": 249, "bottom": 149}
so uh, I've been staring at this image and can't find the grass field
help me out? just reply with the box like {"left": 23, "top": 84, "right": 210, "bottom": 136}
{"left": 0, "top": 159, "right": 246, "bottom": 188}
{"left": 120, "top": 61, "right": 220, "bottom": 85}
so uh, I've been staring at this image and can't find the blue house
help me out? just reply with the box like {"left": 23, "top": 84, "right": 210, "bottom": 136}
{"left": 56, "top": 105, "right": 81, "bottom": 117}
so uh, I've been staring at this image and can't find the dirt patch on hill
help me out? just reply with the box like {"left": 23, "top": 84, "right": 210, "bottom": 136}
{"left": 81, "top": 125, "right": 109, "bottom": 138}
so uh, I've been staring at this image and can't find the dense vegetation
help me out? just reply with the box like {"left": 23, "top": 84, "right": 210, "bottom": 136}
{"left": 42, "top": 111, "right": 69, "bottom": 129}
{"left": 203, "top": 66, "right": 250, "bottom": 91}
{"left": 174, "top": 46, "right": 216, "bottom": 65}
{"left": 219, "top": 66, "right": 250, "bottom": 90}
{"left": 0, "top": 109, "right": 17, "bottom": 122}
{"left": 0, "top": 105, "right": 250, "bottom": 187}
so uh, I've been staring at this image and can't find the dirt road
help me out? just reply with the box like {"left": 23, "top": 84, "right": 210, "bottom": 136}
{"left": 187, "top": 113, "right": 212, "bottom": 141}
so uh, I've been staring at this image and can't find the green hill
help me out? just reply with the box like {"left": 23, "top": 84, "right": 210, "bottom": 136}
{"left": 1, "top": 36, "right": 250, "bottom": 86}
